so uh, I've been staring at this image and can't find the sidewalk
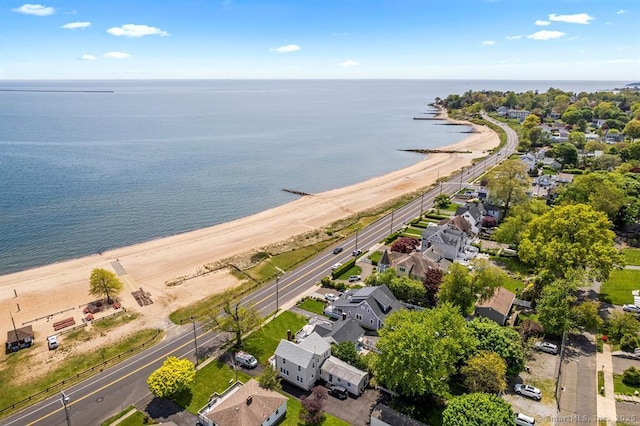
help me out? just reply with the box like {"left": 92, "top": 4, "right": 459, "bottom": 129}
{"left": 596, "top": 343, "right": 617, "bottom": 425}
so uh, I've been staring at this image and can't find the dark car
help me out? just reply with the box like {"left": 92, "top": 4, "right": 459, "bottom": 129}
{"left": 332, "top": 247, "right": 343, "bottom": 254}
{"left": 328, "top": 385, "right": 348, "bottom": 400}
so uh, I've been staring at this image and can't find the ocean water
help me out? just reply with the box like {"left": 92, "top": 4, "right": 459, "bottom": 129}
{"left": 0, "top": 79, "right": 627, "bottom": 275}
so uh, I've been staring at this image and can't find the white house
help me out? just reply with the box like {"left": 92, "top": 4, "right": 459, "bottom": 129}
{"left": 320, "top": 356, "right": 369, "bottom": 396}
{"left": 198, "top": 379, "right": 287, "bottom": 426}
{"left": 274, "top": 332, "right": 329, "bottom": 391}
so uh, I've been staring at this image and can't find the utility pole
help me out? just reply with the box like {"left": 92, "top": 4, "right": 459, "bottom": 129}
{"left": 190, "top": 317, "right": 199, "bottom": 365}
{"left": 275, "top": 276, "right": 279, "bottom": 313}
{"left": 355, "top": 229, "right": 359, "bottom": 251}
{"left": 390, "top": 210, "right": 394, "bottom": 235}
{"left": 459, "top": 166, "right": 464, "bottom": 190}
{"left": 60, "top": 391, "right": 71, "bottom": 426}
{"left": 420, "top": 193, "right": 424, "bottom": 215}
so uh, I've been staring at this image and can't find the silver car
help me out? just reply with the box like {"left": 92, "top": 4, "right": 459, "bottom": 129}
{"left": 534, "top": 341, "right": 558, "bottom": 355}
{"left": 514, "top": 384, "right": 542, "bottom": 401}
{"left": 623, "top": 304, "right": 640, "bottom": 313}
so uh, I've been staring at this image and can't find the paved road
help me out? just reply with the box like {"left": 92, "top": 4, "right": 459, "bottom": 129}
{"left": 0, "top": 115, "right": 519, "bottom": 426}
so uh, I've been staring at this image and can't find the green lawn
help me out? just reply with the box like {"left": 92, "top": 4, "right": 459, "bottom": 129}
{"left": 600, "top": 269, "right": 640, "bottom": 305}
{"left": 241, "top": 311, "right": 308, "bottom": 364}
{"left": 101, "top": 406, "right": 137, "bottom": 426}
{"left": 281, "top": 396, "right": 350, "bottom": 426}
{"left": 613, "top": 373, "right": 640, "bottom": 396}
{"left": 173, "top": 360, "right": 252, "bottom": 414}
{"left": 336, "top": 265, "right": 362, "bottom": 280}
{"left": 489, "top": 256, "right": 532, "bottom": 277}
{"left": 369, "top": 251, "right": 382, "bottom": 265}
{"left": 296, "top": 298, "right": 327, "bottom": 315}
{"left": 501, "top": 277, "right": 525, "bottom": 296}
{"left": 622, "top": 248, "right": 640, "bottom": 266}
{"left": 117, "top": 411, "right": 155, "bottom": 426}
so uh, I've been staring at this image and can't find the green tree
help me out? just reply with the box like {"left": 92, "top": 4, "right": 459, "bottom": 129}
{"left": 388, "top": 276, "right": 427, "bottom": 305}
{"left": 556, "top": 172, "right": 628, "bottom": 221}
{"left": 552, "top": 143, "right": 578, "bottom": 169}
{"left": 209, "top": 290, "right": 262, "bottom": 348}
{"left": 518, "top": 204, "right": 622, "bottom": 282}
{"left": 536, "top": 278, "right": 577, "bottom": 336}
{"left": 438, "top": 260, "right": 507, "bottom": 315}
{"left": 493, "top": 199, "right": 550, "bottom": 247}
{"left": 364, "top": 267, "right": 396, "bottom": 287}
{"left": 258, "top": 363, "right": 282, "bottom": 391}
{"left": 89, "top": 268, "right": 124, "bottom": 304}
{"left": 332, "top": 341, "right": 367, "bottom": 371}
{"left": 434, "top": 194, "right": 450, "bottom": 213}
{"left": 607, "top": 312, "right": 640, "bottom": 340}
{"left": 442, "top": 393, "right": 515, "bottom": 426}
{"left": 461, "top": 351, "right": 507, "bottom": 394}
{"left": 522, "top": 114, "right": 541, "bottom": 130}
{"left": 570, "top": 300, "right": 603, "bottom": 332}
{"left": 568, "top": 131, "right": 587, "bottom": 149}
{"left": 375, "top": 304, "right": 477, "bottom": 398}
{"left": 620, "top": 334, "right": 640, "bottom": 353}
{"left": 300, "top": 386, "right": 327, "bottom": 426}
{"left": 468, "top": 317, "right": 525, "bottom": 376}
{"left": 147, "top": 357, "right": 195, "bottom": 398}
{"left": 486, "top": 159, "right": 530, "bottom": 218}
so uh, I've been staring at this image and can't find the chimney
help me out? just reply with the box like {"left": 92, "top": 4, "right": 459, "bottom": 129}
{"left": 287, "top": 329, "right": 292, "bottom": 341}
{"left": 246, "top": 395, "right": 252, "bottom": 405}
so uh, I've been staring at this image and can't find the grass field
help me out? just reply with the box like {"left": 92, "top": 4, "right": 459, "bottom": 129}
{"left": 622, "top": 248, "right": 640, "bottom": 266}
{"left": 241, "top": 311, "right": 308, "bottom": 364}
{"left": 296, "top": 298, "right": 327, "bottom": 315}
{"left": 336, "top": 265, "right": 362, "bottom": 280}
{"left": 501, "top": 277, "right": 525, "bottom": 296}
{"left": 599, "top": 269, "right": 640, "bottom": 305}
{"left": 613, "top": 373, "right": 640, "bottom": 396}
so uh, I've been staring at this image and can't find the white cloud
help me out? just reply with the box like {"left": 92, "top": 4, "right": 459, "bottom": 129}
{"left": 107, "top": 24, "right": 168, "bottom": 37}
{"left": 269, "top": 44, "right": 301, "bottom": 53}
{"left": 482, "top": 40, "right": 496, "bottom": 46}
{"left": 548, "top": 13, "right": 594, "bottom": 24}
{"left": 535, "top": 20, "right": 551, "bottom": 26}
{"left": 103, "top": 51, "right": 130, "bottom": 59}
{"left": 506, "top": 35, "right": 522, "bottom": 40}
{"left": 12, "top": 4, "right": 55, "bottom": 16}
{"left": 616, "top": 9, "right": 628, "bottom": 14}
{"left": 527, "top": 30, "right": 566, "bottom": 40}
{"left": 338, "top": 60, "right": 359, "bottom": 67}
{"left": 62, "top": 21, "right": 91, "bottom": 29}
{"left": 80, "top": 54, "right": 96, "bottom": 60}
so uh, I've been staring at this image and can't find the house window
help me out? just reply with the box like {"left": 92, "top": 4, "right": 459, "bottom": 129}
{"left": 356, "top": 313, "right": 362, "bottom": 321}
{"left": 298, "top": 366, "right": 301, "bottom": 371}
{"left": 276, "top": 409, "right": 279, "bottom": 415}
{"left": 337, "top": 378, "right": 341, "bottom": 383}
{"left": 282, "top": 359, "right": 286, "bottom": 364}
{"left": 370, "top": 319, "right": 374, "bottom": 325}
{"left": 361, "top": 305, "right": 365, "bottom": 310}
{"left": 347, "top": 383, "right": 351, "bottom": 387}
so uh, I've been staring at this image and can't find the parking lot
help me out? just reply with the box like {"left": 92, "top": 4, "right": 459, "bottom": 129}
{"left": 503, "top": 349, "right": 559, "bottom": 425}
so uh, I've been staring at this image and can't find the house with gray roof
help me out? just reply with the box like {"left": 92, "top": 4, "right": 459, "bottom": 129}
{"left": 475, "top": 287, "right": 516, "bottom": 326}
{"left": 274, "top": 332, "right": 329, "bottom": 391}
{"left": 454, "top": 202, "right": 485, "bottom": 235}
{"left": 390, "top": 251, "right": 443, "bottom": 282}
{"left": 421, "top": 222, "right": 470, "bottom": 261}
{"left": 330, "top": 285, "right": 404, "bottom": 330}
{"left": 377, "top": 249, "right": 392, "bottom": 273}
{"left": 520, "top": 152, "right": 538, "bottom": 172}
{"left": 305, "top": 317, "right": 365, "bottom": 346}
{"left": 320, "top": 356, "right": 369, "bottom": 396}
{"left": 197, "top": 379, "right": 287, "bottom": 426}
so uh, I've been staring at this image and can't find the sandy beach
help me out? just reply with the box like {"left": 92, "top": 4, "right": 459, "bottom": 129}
{"left": 1, "top": 115, "right": 499, "bottom": 356}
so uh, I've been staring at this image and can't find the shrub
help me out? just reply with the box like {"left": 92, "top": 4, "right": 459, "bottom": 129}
{"left": 390, "top": 237, "right": 420, "bottom": 253}
{"left": 623, "top": 367, "right": 640, "bottom": 386}
{"left": 620, "top": 334, "right": 640, "bottom": 353}
{"left": 518, "top": 318, "right": 544, "bottom": 341}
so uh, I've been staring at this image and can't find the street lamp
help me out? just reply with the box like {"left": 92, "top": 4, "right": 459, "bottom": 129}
{"left": 60, "top": 391, "right": 71, "bottom": 426}
{"left": 190, "top": 317, "right": 199, "bottom": 366}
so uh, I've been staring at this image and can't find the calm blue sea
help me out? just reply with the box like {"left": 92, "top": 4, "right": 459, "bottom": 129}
{"left": 0, "top": 79, "right": 627, "bottom": 275}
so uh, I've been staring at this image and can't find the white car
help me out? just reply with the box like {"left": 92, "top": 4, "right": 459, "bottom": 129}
{"left": 515, "top": 412, "right": 536, "bottom": 426}
{"left": 534, "top": 341, "right": 558, "bottom": 355}
{"left": 348, "top": 275, "right": 361, "bottom": 282}
{"left": 331, "top": 263, "right": 342, "bottom": 271}
{"left": 324, "top": 293, "right": 337, "bottom": 302}
{"left": 47, "top": 335, "right": 59, "bottom": 350}
{"left": 623, "top": 304, "right": 640, "bottom": 313}
{"left": 514, "top": 384, "right": 542, "bottom": 401}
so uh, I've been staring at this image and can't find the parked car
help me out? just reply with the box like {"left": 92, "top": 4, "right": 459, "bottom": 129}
{"left": 352, "top": 249, "right": 363, "bottom": 257}
{"left": 514, "top": 384, "right": 542, "bottom": 401}
{"left": 515, "top": 412, "right": 536, "bottom": 426}
{"left": 47, "top": 335, "right": 59, "bottom": 350}
{"left": 331, "top": 263, "right": 342, "bottom": 271}
{"left": 623, "top": 304, "right": 640, "bottom": 313}
{"left": 328, "top": 385, "right": 348, "bottom": 400}
{"left": 348, "top": 275, "right": 361, "bottom": 282}
{"left": 324, "top": 293, "right": 337, "bottom": 302}
{"left": 234, "top": 351, "right": 258, "bottom": 369}
{"left": 332, "top": 247, "right": 344, "bottom": 254}
{"left": 534, "top": 341, "right": 559, "bottom": 355}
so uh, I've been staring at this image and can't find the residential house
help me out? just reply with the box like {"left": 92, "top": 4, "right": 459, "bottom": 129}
{"left": 197, "top": 379, "right": 287, "bottom": 426}
{"left": 423, "top": 246, "right": 451, "bottom": 272}
{"left": 390, "top": 251, "right": 443, "bottom": 282}
{"left": 593, "top": 118, "right": 607, "bottom": 128}
{"left": 329, "top": 285, "right": 404, "bottom": 330}
{"left": 5, "top": 325, "right": 34, "bottom": 353}
{"left": 605, "top": 131, "right": 623, "bottom": 143}
{"left": 454, "top": 202, "right": 485, "bottom": 235}
{"left": 421, "top": 218, "right": 471, "bottom": 261}
{"left": 496, "top": 106, "right": 509, "bottom": 116}
{"left": 377, "top": 249, "right": 391, "bottom": 273}
{"left": 274, "top": 332, "right": 330, "bottom": 390}
{"left": 319, "top": 356, "right": 369, "bottom": 396}
{"left": 507, "top": 109, "right": 530, "bottom": 120}
{"left": 483, "top": 203, "right": 502, "bottom": 221}
{"left": 541, "top": 157, "right": 562, "bottom": 170}
{"left": 554, "top": 172, "right": 574, "bottom": 184}
{"left": 298, "top": 316, "right": 365, "bottom": 346}
{"left": 520, "top": 152, "right": 538, "bottom": 172}
{"left": 475, "top": 287, "right": 516, "bottom": 326}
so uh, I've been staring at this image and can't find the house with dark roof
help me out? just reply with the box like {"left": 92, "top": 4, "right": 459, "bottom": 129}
{"left": 197, "top": 379, "right": 287, "bottom": 426}
{"left": 303, "top": 317, "right": 365, "bottom": 346}
{"left": 5, "top": 325, "right": 34, "bottom": 353}
{"left": 329, "top": 285, "right": 404, "bottom": 330}
{"left": 455, "top": 203, "right": 485, "bottom": 235}
{"left": 377, "top": 249, "right": 392, "bottom": 273}
{"left": 274, "top": 332, "right": 329, "bottom": 391}
{"left": 475, "top": 287, "right": 516, "bottom": 326}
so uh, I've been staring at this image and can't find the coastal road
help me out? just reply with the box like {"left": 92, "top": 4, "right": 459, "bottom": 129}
{"left": 1, "top": 115, "right": 519, "bottom": 426}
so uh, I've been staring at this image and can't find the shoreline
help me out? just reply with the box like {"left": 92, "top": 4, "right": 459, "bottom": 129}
{"left": 0, "top": 114, "right": 499, "bottom": 346}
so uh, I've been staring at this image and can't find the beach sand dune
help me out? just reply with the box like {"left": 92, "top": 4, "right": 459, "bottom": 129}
{"left": 0, "top": 118, "right": 499, "bottom": 356}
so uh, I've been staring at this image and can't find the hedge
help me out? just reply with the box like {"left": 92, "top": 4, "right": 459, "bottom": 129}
{"left": 331, "top": 259, "right": 356, "bottom": 279}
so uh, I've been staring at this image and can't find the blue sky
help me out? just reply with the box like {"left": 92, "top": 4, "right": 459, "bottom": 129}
{"left": 2, "top": 0, "right": 639, "bottom": 80}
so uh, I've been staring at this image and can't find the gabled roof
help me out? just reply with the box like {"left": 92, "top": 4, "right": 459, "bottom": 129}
{"left": 333, "top": 285, "right": 403, "bottom": 321}
{"left": 6, "top": 325, "right": 33, "bottom": 344}
{"left": 379, "top": 249, "right": 391, "bottom": 267}
{"left": 321, "top": 356, "right": 368, "bottom": 384}
{"left": 298, "top": 331, "right": 330, "bottom": 355}
{"left": 204, "top": 379, "right": 287, "bottom": 426}
{"left": 391, "top": 252, "right": 441, "bottom": 278}
{"left": 275, "top": 339, "right": 315, "bottom": 367}
{"left": 476, "top": 287, "right": 515, "bottom": 317}
{"left": 325, "top": 318, "right": 364, "bottom": 345}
